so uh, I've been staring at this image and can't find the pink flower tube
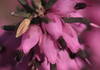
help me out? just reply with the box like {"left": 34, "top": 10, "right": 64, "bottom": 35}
{"left": 50, "top": 0, "right": 76, "bottom": 16}
{"left": 19, "top": 24, "right": 42, "bottom": 54}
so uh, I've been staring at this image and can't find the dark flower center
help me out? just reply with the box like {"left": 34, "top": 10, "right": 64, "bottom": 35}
{"left": 50, "top": 63, "right": 57, "bottom": 70}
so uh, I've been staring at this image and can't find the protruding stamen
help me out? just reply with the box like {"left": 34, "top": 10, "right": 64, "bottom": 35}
{"left": 57, "top": 37, "right": 67, "bottom": 50}
{"left": 62, "top": 17, "right": 90, "bottom": 25}
{"left": 62, "top": 17, "right": 92, "bottom": 30}
{"left": 74, "top": 3, "right": 87, "bottom": 10}
{"left": 28, "top": 58, "right": 42, "bottom": 70}
{"left": 76, "top": 50, "right": 88, "bottom": 59}
{"left": 78, "top": 37, "right": 84, "bottom": 44}
{"left": 50, "top": 63, "right": 57, "bottom": 70}
{"left": 40, "top": 17, "right": 50, "bottom": 23}
{"left": 14, "top": 50, "right": 24, "bottom": 62}
{"left": 82, "top": 66, "right": 90, "bottom": 70}
{"left": 69, "top": 53, "right": 77, "bottom": 59}
{"left": 3, "top": 25, "right": 16, "bottom": 31}
{"left": 84, "top": 58, "right": 92, "bottom": 65}
{"left": 90, "top": 23, "right": 100, "bottom": 28}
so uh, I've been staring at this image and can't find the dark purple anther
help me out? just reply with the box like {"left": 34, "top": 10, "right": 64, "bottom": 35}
{"left": 74, "top": 3, "right": 87, "bottom": 10}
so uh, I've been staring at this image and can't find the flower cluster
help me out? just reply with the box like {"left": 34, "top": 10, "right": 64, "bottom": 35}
{"left": 0, "top": 0, "right": 100, "bottom": 70}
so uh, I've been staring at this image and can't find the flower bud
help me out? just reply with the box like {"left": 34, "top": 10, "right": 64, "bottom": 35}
{"left": 16, "top": 18, "right": 31, "bottom": 38}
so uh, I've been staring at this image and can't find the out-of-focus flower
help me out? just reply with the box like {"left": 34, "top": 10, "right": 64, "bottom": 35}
{"left": 0, "top": 25, "right": 22, "bottom": 70}
{"left": 56, "top": 50, "right": 81, "bottom": 70}
{"left": 0, "top": 0, "right": 100, "bottom": 70}
{"left": 81, "top": 28, "right": 100, "bottom": 70}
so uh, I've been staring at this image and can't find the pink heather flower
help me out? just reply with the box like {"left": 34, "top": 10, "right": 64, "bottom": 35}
{"left": 62, "top": 30, "right": 81, "bottom": 53}
{"left": 82, "top": 6, "right": 100, "bottom": 26}
{"left": 38, "top": 57, "right": 50, "bottom": 70}
{"left": 42, "top": 13, "right": 63, "bottom": 39}
{"left": 0, "top": 0, "right": 100, "bottom": 70}
{"left": 50, "top": 0, "right": 76, "bottom": 16}
{"left": 56, "top": 50, "right": 83, "bottom": 70}
{"left": 19, "top": 24, "right": 42, "bottom": 54}
{"left": 39, "top": 34, "right": 58, "bottom": 64}
{"left": 69, "top": 12, "right": 87, "bottom": 34}
{"left": 81, "top": 28, "right": 100, "bottom": 70}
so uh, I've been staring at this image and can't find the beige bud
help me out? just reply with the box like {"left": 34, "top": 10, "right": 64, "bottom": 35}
{"left": 16, "top": 18, "right": 31, "bottom": 38}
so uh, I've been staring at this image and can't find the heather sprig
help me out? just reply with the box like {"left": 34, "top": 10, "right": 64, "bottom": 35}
{"left": 0, "top": 0, "right": 100, "bottom": 70}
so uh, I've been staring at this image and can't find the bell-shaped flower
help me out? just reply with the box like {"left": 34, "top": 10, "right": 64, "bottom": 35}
{"left": 51, "top": 0, "right": 76, "bottom": 16}
{"left": 56, "top": 50, "right": 83, "bottom": 70}
{"left": 38, "top": 57, "right": 50, "bottom": 70}
{"left": 62, "top": 23, "right": 81, "bottom": 53}
{"left": 19, "top": 24, "right": 42, "bottom": 54}
{"left": 42, "top": 13, "right": 63, "bottom": 39}
{"left": 39, "top": 34, "right": 58, "bottom": 64}
{"left": 81, "top": 28, "right": 100, "bottom": 70}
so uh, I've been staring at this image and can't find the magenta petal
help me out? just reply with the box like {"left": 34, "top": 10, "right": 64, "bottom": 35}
{"left": 51, "top": 0, "right": 76, "bottom": 16}
{"left": 38, "top": 57, "right": 50, "bottom": 70}
{"left": 40, "top": 34, "right": 58, "bottom": 64}
{"left": 80, "top": 5, "right": 100, "bottom": 26}
{"left": 62, "top": 23, "right": 81, "bottom": 53}
{"left": 69, "top": 12, "right": 87, "bottom": 34}
{"left": 43, "top": 13, "right": 63, "bottom": 39}
{"left": 71, "top": 23, "right": 86, "bottom": 34}
{"left": 19, "top": 24, "right": 42, "bottom": 54}
{"left": 56, "top": 50, "right": 80, "bottom": 70}
{"left": 81, "top": 28, "right": 100, "bottom": 70}
{"left": 63, "top": 23, "right": 78, "bottom": 38}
